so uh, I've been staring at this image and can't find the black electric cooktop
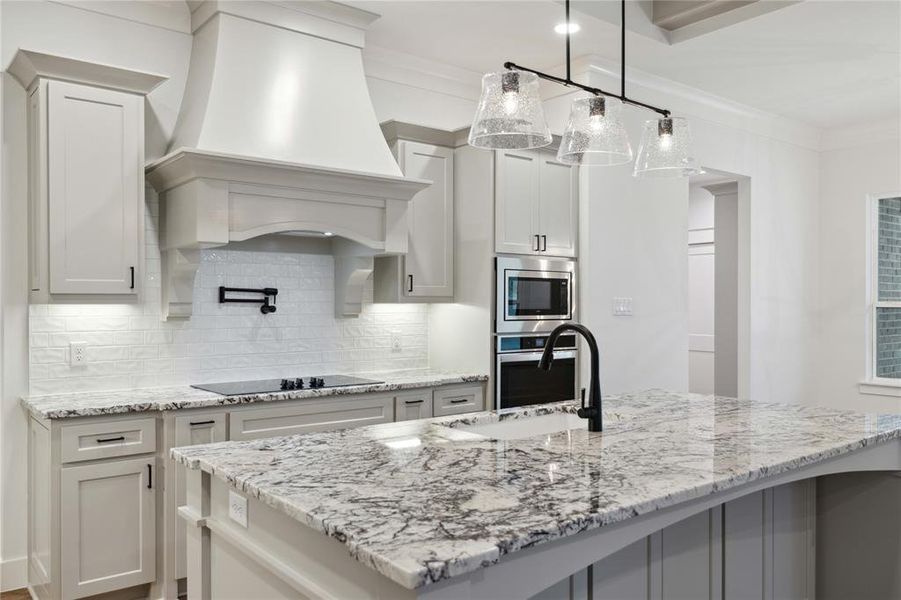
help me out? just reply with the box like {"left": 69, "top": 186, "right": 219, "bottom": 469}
{"left": 191, "top": 375, "right": 383, "bottom": 396}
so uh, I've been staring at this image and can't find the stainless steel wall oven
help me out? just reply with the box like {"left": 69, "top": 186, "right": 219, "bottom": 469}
{"left": 495, "top": 334, "right": 578, "bottom": 409}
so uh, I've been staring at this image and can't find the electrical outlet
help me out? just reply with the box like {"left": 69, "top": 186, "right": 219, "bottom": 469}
{"left": 70, "top": 342, "right": 87, "bottom": 366}
{"left": 612, "top": 297, "right": 633, "bottom": 316}
{"left": 228, "top": 491, "right": 248, "bottom": 528}
{"left": 391, "top": 334, "right": 402, "bottom": 352}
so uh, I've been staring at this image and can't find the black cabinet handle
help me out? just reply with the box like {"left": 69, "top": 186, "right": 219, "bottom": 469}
{"left": 96, "top": 436, "right": 125, "bottom": 444}
{"left": 450, "top": 398, "right": 469, "bottom": 404}
{"left": 534, "top": 234, "right": 540, "bottom": 252}
{"left": 541, "top": 235, "right": 547, "bottom": 252}
{"left": 129, "top": 266, "right": 135, "bottom": 289}
{"left": 147, "top": 464, "right": 153, "bottom": 489}
{"left": 404, "top": 399, "right": 424, "bottom": 405}
{"left": 407, "top": 274, "right": 414, "bottom": 293}
{"left": 189, "top": 420, "right": 215, "bottom": 427}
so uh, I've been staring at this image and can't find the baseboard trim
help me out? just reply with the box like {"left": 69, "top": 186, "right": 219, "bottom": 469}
{"left": 0, "top": 556, "right": 28, "bottom": 592}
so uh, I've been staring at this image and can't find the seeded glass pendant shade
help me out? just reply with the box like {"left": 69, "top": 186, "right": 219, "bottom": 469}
{"left": 468, "top": 70, "right": 552, "bottom": 150}
{"left": 633, "top": 117, "right": 701, "bottom": 178}
{"left": 557, "top": 96, "right": 632, "bottom": 166}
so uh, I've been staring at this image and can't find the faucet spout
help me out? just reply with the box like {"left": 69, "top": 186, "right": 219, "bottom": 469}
{"left": 538, "top": 323, "right": 603, "bottom": 432}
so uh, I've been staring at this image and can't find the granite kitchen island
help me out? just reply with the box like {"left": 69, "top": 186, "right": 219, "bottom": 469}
{"left": 171, "top": 390, "right": 901, "bottom": 599}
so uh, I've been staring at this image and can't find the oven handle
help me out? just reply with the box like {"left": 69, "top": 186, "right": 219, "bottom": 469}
{"left": 497, "top": 350, "right": 577, "bottom": 363}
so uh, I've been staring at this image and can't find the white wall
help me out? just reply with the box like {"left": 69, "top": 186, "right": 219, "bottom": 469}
{"left": 546, "top": 59, "right": 821, "bottom": 402}
{"left": 816, "top": 126, "right": 901, "bottom": 413}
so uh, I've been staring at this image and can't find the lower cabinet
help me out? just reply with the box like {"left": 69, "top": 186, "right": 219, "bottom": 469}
{"left": 531, "top": 481, "right": 817, "bottom": 600}
{"left": 396, "top": 391, "right": 433, "bottom": 421}
{"left": 229, "top": 394, "right": 395, "bottom": 441}
{"left": 433, "top": 385, "right": 484, "bottom": 417}
{"left": 33, "top": 381, "right": 486, "bottom": 599}
{"left": 60, "top": 457, "right": 156, "bottom": 599}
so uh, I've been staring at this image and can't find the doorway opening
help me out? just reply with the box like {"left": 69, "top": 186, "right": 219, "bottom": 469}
{"left": 688, "top": 169, "right": 748, "bottom": 397}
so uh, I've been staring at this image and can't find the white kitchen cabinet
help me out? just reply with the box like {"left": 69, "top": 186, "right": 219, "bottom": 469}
{"left": 375, "top": 127, "right": 455, "bottom": 302}
{"left": 582, "top": 480, "right": 816, "bottom": 600}
{"left": 495, "top": 148, "right": 578, "bottom": 257}
{"left": 395, "top": 391, "right": 433, "bottom": 421}
{"left": 29, "top": 80, "right": 144, "bottom": 297}
{"left": 433, "top": 384, "right": 485, "bottom": 417}
{"left": 7, "top": 50, "right": 166, "bottom": 301}
{"left": 173, "top": 413, "right": 227, "bottom": 580}
{"left": 229, "top": 395, "right": 395, "bottom": 441}
{"left": 60, "top": 457, "right": 156, "bottom": 599}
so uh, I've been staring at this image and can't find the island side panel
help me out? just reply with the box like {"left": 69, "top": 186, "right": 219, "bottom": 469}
{"left": 191, "top": 476, "right": 417, "bottom": 600}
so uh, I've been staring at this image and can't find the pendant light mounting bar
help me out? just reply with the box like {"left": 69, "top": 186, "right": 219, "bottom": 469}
{"left": 502, "top": 0, "right": 671, "bottom": 118}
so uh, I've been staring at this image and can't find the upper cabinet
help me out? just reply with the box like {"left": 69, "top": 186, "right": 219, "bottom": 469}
{"left": 9, "top": 50, "right": 167, "bottom": 301}
{"left": 374, "top": 122, "right": 457, "bottom": 302}
{"left": 495, "top": 148, "right": 578, "bottom": 257}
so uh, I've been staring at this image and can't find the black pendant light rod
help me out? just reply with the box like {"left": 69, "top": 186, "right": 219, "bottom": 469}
{"left": 502, "top": 0, "right": 670, "bottom": 118}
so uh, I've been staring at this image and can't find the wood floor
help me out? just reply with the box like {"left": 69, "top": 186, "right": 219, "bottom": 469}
{"left": 0, "top": 590, "right": 31, "bottom": 600}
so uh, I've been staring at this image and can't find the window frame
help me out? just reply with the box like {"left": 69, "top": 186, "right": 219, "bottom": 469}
{"left": 863, "top": 192, "right": 901, "bottom": 395}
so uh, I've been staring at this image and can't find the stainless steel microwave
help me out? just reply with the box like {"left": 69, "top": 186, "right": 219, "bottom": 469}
{"left": 495, "top": 256, "right": 576, "bottom": 334}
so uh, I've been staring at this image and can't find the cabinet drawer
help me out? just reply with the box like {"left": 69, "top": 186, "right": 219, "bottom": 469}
{"left": 229, "top": 396, "right": 394, "bottom": 441}
{"left": 61, "top": 418, "right": 156, "bottom": 463}
{"left": 395, "top": 391, "right": 433, "bottom": 422}
{"left": 433, "top": 385, "right": 484, "bottom": 417}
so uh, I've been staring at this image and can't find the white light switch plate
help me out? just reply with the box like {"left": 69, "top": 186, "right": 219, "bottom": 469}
{"left": 391, "top": 333, "right": 402, "bottom": 352}
{"left": 229, "top": 491, "right": 248, "bottom": 528}
{"left": 613, "top": 297, "right": 633, "bottom": 316}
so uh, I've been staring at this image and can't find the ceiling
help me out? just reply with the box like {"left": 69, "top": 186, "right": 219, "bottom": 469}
{"left": 350, "top": 0, "right": 900, "bottom": 130}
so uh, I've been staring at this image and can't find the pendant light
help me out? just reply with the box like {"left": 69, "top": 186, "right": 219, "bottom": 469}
{"left": 468, "top": 70, "right": 551, "bottom": 150}
{"left": 633, "top": 117, "right": 701, "bottom": 177}
{"left": 469, "top": 0, "right": 697, "bottom": 178}
{"left": 557, "top": 95, "right": 632, "bottom": 166}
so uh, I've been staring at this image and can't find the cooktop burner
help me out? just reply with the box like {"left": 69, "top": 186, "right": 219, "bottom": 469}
{"left": 191, "top": 375, "right": 383, "bottom": 396}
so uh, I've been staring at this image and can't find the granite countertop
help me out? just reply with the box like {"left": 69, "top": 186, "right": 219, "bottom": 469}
{"left": 170, "top": 390, "right": 901, "bottom": 590}
{"left": 21, "top": 370, "right": 488, "bottom": 420}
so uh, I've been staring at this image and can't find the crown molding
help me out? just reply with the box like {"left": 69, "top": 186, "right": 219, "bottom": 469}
{"left": 362, "top": 45, "right": 482, "bottom": 102}
{"left": 819, "top": 119, "right": 901, "bottom": 152}
{"left": 6, "top": 48, "right": 169, "bottom": 94}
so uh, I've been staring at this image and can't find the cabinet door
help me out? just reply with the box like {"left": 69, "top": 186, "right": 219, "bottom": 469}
{"left": 174, "top": 413, "right": 226, "bottom": 579}
{"left": 395, "top": 392, "right": 433, "bottom": 421}
{"left": 47, "top": 80, "right": 142, "bottom": 294}
{"left": 60, "top": 458, "right": 155, "bottom": 599}
{"left": 538, "top": 151, "right": 578, "bottom": 257}
{"left": 495, "top": 149, "right": 540, "bottom": 255}
{"left": 401, "top": 141, "right": 454, "bottom": 298}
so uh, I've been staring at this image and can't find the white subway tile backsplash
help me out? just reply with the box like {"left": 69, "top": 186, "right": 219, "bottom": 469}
{"left": 29, "top": 247, "right": 428, "bottom": 393}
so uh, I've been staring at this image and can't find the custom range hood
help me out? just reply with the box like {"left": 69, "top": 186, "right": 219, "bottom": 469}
{"left": 146, "top": 0, "right": 428, "bottom": 319}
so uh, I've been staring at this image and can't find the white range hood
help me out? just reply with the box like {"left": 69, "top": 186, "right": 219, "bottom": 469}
{"left": 146, "top": 0, "right": 429, "bottom": 319}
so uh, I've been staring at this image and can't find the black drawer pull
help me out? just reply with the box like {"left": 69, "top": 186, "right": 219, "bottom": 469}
{"left": 449, "top": 398, "right": 469, "bottom": 404}
{"left": 407, "top": 274, "right": 414, "bottom": 293}
{"left": 96, "top": 436, "right": 125, "bottom": 444}
{"left": 404, "top": 399, "right": 424, "bottom": 405}
{"left": 189, "top": 420, "right": 216, "bottom": 426}
{"left": 129, "top": 266, "right": 135, "bottom": 289}
{"left": 147, "top": 464, "right": 153, "bottom": 489}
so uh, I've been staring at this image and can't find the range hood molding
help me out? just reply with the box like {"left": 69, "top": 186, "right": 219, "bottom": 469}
{"left": 146, "top": 148, "right": 429, "bottom": 320}
{"left": 150, "top": 1, "right": 432, "bottom": 321}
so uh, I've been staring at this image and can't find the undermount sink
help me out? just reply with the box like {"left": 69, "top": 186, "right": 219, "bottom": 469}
{"left": 455, "top": 412, "right": 588, "bottom": 441}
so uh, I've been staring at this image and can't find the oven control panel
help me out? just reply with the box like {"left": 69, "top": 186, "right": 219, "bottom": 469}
{"left": 497, "top": 334, "right": 578, "bottom": 353}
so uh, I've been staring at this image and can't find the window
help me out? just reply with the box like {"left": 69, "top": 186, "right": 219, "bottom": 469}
{"left": 870, "top": 195, "right": 901, "bottom": 382}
